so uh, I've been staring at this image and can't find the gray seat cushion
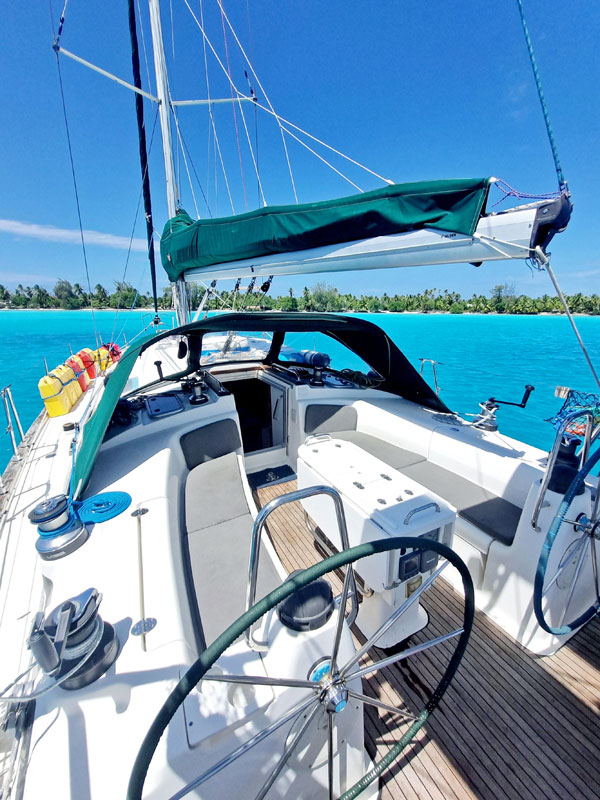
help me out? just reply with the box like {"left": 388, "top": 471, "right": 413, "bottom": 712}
{"left": 305, "top": 404, "right": 358, "bottom": 434}
{"left": 185, "top": 452, "right": 281, "bottom": 645}
{"left": 186, "top": 452, "right": 249, "bottom": 532}
{"left": 180, "top": 418, "right": 241, "bottom": 471}
{"left": 322, "top": 431, "right": 519, "bottom": 546}
{"left": 331, "top": 430, "right": 426, "bottom": 470}
{"left": 187, "top": 514, "right": 281, "bottom": 645}
{"left": 397, "top": 461, "right": 520, "bottom": 546}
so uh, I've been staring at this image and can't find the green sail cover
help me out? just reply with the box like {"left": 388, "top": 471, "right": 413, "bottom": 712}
{"left": 71, "top": 333, "right": 156, "bottom": 497}
{"left": 161, "top": 178, "right": 492, "bottom": 281}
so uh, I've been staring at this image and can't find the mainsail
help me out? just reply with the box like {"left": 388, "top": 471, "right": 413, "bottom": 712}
{"left": 160, "top": 178, "right": 571, "bottom": 282}
{"left": 161, "top": 178, "right": 492, "bottom": 280}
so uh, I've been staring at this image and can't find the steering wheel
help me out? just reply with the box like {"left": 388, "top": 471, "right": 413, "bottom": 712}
{"left": 127, "top": 537, "right": 474, "bottom": 800}
{"left": 534, "top": 445, "right": 600, "bottom": 636}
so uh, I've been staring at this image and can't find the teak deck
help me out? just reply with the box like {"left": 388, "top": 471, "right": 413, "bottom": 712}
{"left": 256, "top": 479, "right": 600, "bottom": 800}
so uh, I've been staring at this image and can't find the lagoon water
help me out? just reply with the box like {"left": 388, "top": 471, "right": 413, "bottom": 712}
{"left": 1, "top": 309, "right": 599, "bottom": 472}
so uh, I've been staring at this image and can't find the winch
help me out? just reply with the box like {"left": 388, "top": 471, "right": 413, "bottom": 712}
{"left": 28, "top": 491, "right": 132, "bottom": 560}
{"left": 28, "top": 588, "right": 119, "bottom": 690}
{"left": 28, "top": 494, "right": 89, "bottom": 560}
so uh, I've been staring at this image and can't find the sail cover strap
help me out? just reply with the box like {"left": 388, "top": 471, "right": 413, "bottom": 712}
{"left": 160, "top": 178, "right": 492, "bottom": 281}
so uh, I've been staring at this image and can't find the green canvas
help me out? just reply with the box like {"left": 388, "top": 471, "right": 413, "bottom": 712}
{"left": 71, "top": 334, "right": 155, "bottom": 497}
{"left": 161, "top": 178, "right": 492, "bottom": 281}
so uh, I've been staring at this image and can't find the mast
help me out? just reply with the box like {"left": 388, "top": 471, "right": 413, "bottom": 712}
{"left": 147, "top": 0, "right": 189, "bottom": 325}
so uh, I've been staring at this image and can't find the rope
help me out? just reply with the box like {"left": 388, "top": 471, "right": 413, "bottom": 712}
{"left": 53, "top": 50, "right": 99, "bottom": 348}
{"left": 0, "top": 617, "right": 104, "bottom": 705}
{"left": 547, "top": 390, "right": 600, "bottom": 434}
{"left": 490, "top": 178, "right": 560, "bottom": 207}
{"left": 516, "top": 0, "right": 567, "bottom": 193}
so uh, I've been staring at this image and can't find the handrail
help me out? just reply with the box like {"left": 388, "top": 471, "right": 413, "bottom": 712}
{"left": 531, "top": 408, "right": 596, "bottom": 530}
{"left": 419, "top": 358, "right": 442, "bottom": 395}
{"left": 245, "top": 484, "right": 358, "bottom": 650}
{"left": 1, "top": 386, "right": 24, "bottom": 461}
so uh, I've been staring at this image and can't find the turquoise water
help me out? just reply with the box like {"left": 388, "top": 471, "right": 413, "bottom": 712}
{"left": 1, "top": 310, "right": 599, "bottom": 472}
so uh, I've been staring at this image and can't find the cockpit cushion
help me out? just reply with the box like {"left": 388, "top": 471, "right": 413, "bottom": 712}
{"left": 180, "top": 418, "right": 241, "bottom": 470}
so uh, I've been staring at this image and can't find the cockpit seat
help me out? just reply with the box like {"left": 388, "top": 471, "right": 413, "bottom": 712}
{"left": 304, "top": 404, "right": 520, "bottom": 547}
{"left": 184, "top": 449, "right": 280, "bottom": 647}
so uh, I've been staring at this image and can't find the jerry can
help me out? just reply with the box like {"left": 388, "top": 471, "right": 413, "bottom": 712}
{"left": 66, "top": 355, "right": 90, "bottom": 393}
{"left": 77, "top": 348, "right": 97, "bottom": 380}
{"left": 38, "top": 373, "right": 72, "bottom": 417}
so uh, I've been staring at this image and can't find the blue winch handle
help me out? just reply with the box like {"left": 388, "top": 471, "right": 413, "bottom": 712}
{"left": 533, "top": 446, "right": 600, "bottom": 635}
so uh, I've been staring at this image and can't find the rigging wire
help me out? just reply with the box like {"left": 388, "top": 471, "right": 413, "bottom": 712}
{"left": 535, "top": 248, "right": 600, "bottom": 391}
{"left": 243, "top": 69, "right": 263, "bottom": 207}
{"left": 172, "top": 106, "right": 201, "bottom": 218}
{"left": 219, "top": 1, "right": 248, "bottom": 210}
{"left": 180, "top": 0, "right": 392, "bottom": 192}
{"left": 236, "top": 94, "right": 266, "bottom": 206}
{"left": 214, "top": 0, "right": 394, "bottom": 189}
{"left": 169, "top": 0, "right": 175, "bottom": 61}
{"left": 254, "top": 100, "right": 260, "bottom": 207}
{"left": 513, "top": 5, "right": 599, "bottom": 388}
{"left": 515, "top": 0, "right": 568, "bottom": 193}
{"left": 109, "top": 108, "right": 160, "bottom": 347}
{"left": 214, "top": 0, "right": 298, "bottom": 202}
{"left": 280, "top": 124, "right": 363, "bottom": 192}
{"left": 128, "top": 0, "right": 160, "bottom": 320}
{"left": 249, "top": 99, "right": 394, "bottom": 186}
{"left": 184, "top": 0, "right": 297, "bottom": 202}
{"left": 197, "top": 0, "right": 235, "bottom": 215}
{"left": 173, "top": 119, "right": 212, "bottom": 216}
{"left": 54, "top": 0, "right": 70, "bottom": 44}
{"left": 135, "top": 0, "right": 154, "bottom": 96}
{"left": 52, "top": 48, "right": 99, "bottom": 347}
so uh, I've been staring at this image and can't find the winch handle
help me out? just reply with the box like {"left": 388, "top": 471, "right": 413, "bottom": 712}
{"left": 52, "top": 601, "right": 76, "bottom": 666}
{"left": 489, "top": 384, "right": 535, "bottom": 409}
{"left": 28, "top": 601, "right": 75, "bottom": 675}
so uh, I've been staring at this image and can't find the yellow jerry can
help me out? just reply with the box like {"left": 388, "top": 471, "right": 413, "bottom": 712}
{"left": 38, "top": 373, "right": 72, "bottom": 417}
{"left": 50, "top": 364, "right": 82, "bottom": 407}
{"left": 94, "top": 347, "right": 112, "bottom": 372}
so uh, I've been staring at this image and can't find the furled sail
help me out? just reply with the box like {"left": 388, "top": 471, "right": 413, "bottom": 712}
{"left": 161, "top": 178, "right": 492, "bottom": 280}
{"left": 160, "top": 178, "right": 571, "bottom": 282}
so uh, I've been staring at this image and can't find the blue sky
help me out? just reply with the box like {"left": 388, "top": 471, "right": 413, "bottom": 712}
{"left": 1, "top": 1, "right": 599, "bottom": 300}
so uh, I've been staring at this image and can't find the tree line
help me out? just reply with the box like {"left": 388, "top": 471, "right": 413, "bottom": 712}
{"left": 1, "top": 279, "right": 599, "bottom": 315}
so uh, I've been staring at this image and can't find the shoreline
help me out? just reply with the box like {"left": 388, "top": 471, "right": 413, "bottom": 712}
{"left": 0, "top": 308, "right": 598, "bottom": 317}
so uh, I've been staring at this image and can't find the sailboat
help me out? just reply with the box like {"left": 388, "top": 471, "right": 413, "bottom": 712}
{"left": 1, "top": 1, "right": 599, "bottom": 798}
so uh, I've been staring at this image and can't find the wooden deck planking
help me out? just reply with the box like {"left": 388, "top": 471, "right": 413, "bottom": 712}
{"left": 256, "top": 480, "right": 600, "bottom": 800}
